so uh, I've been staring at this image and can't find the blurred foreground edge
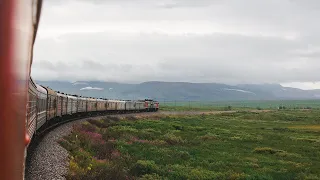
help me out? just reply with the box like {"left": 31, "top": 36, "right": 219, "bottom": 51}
{"left": 0, "top": 0, "right": 42, "bottom": 179}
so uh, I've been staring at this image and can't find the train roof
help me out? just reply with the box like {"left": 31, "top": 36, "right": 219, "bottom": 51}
{"left": 135, "top": 101, "right": 144, "bottom": 103}
{"left": 57, "top": 93, "right": 68, "bottom": 98}
{"left": 107, "top": 99, "right": 125, "bottom": 102}
{"left": 29, "top": 77, "right": 37, "bottom": 88}
{"left": 36, "top": 84, "right": 47, "bottom": 94}
{"left": 41, "top": 86, "right": 57, "bottom": 95}
{"left": 137, "top": 99, "right": 147, "bottom": 102}
{"left": 67, "top": 95, "right": 77, "bottom": 99}
{"left": 87, "top": 97, "right": 97, "bottom": 101}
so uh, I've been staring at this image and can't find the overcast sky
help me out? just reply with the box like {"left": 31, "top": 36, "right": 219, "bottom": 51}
{"left": 32, "top": 0, "right": 320, "bottom": 89}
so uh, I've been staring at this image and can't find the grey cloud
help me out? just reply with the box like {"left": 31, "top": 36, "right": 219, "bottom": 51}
{"left": 72, "top": 82, "right": 88, "bottom": 85}
{"left": 32, "top": 32, "right": 320, "bottom": 84}
{"left": 33, "top": 0, "right": 320, "bottom": 87}
{"left": 80, "top": 87, "right": 104, "bottom": 90}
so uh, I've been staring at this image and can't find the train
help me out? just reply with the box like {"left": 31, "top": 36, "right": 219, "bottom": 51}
{"left": 26, "top": 77, "right": 159, "bottom": 143}
{"left": 1, "top": 0, "right": 159, "bottom": 179}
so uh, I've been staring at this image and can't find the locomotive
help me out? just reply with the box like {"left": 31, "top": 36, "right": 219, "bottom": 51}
{"left": 26, "top": 77, "right": 159, "bottom": 143}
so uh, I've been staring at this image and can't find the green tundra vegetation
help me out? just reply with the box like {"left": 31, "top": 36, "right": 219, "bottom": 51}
{"left": 159, "top": 105, "right": 244, "bottom": 112}
{"left": 60, "top": 110, "right": 320, "bottom": 180}
{"left": 160, "top": 100, "right": 320, "bottom": 111}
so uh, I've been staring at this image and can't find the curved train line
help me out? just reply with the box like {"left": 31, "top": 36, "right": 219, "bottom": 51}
{"left": 24, "top": 77, "right": 159, "bottom": 175}
{"left": 26, "top": 77, "right": 159, "bottom": 146}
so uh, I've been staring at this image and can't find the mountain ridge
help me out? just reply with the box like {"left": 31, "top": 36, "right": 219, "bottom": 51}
{"left": 35, "top": 80, "right": 320, "bottom": 101}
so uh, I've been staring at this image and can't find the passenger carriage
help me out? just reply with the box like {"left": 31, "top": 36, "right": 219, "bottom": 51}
{"left": 77, "top": 97, "right": 87, "bottom": 113}
{"left": 135, "top": 101, "right": 145, "bottom": 111}
{"left": 57, "top": 93, "right": 68, "bottom": 117}
{"left": 106, "top": 100, "right": 117, "bottom": 111}
{"left": 97, "top": 98, "right": 107, "bottom": 111}
{"left": 117, "top": 100, "right": 126, "bottom": 111}
{"left": 125, "top": 100, "right": 136, "bottom": 111}
{"left": 35, "top": 84, "right": 47, "bottom": 130}
{"left": 87, "top": 98, "right": 97, "bottom": 112}
{"left": 27, "top": 78, "right": 38, "bottom": 139}
{"left": 67, "top": 95, "right": 77, "bottom": 115}
{"left": 42, "top": 87, "right": 57, "bottom": 121}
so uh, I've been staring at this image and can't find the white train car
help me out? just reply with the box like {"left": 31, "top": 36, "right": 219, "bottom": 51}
{"left": 87, "top": 98, "right": 97, "bottom": 112}
{"left": 57, "top": 93, "right": 68, "bottom": 116}
{"left": 125, "top": 101, "right": 136, "bottom": 111}
{"left": 67, "top": 95, "right": 77, "bottom": 115}
{"left": 77, "top": 97, "right": 87, "bottom": 113}
{"left": 106, "top": 100, "right": 117, "bottom": 111}
{"left": 135, "top": 101, "right": 145, "bottom": 111}
{"left": 97, "top": 99, "right": 106, "bottom": 111}
{"left": 117, "top": 100, "right": 126, "bottom": 111}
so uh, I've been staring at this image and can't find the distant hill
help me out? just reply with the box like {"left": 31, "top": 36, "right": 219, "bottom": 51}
{"left": 35, "top": 80, "right": 320, "bottom": 101}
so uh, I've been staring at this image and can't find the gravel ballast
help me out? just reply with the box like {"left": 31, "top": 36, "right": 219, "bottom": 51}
{"left": 25, "top": 119, "right": 77, "bottom": 180}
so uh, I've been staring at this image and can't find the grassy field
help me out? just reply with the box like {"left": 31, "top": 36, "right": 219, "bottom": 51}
{"left": 60, "top": 110, "right": 320, "bottom": 180}
{"left": 161, "top": 100, "right": 320, "bottom": 110}
{"left": 159, "top": 105, "right": 251, "bottom": 112}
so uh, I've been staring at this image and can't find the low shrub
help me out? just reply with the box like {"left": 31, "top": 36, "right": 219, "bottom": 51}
{"left": 150, "top": 139, "right": 167, "bottom": 146}
{"left": 224, "top": 106, "right": 232, "bottom": 111}
{"left": 253, "top": 147, "right": 284, "bottom": 154}
{"left": 189, "top": 126, "right": 207, "bottom": 131}
{"left": 110, "top": 126, "right": 139, "bottom": 134}
{"left": 92, "top": 141, "right": 116, "bottom": 160}
{"left": 131, "top": 160, "right": 159, "bottom": 176}
{"left": 87, "top": 119, "right": 108, "bottom": 128}
{"left": 139, "top": 173, "right": 163, "bottom": 180}
{"left": 189, "top": 168, "right": 225, "bottom": 180}
{"left": 172, "top": 124, "right": 184, "bottom": 131}
{"left": 125, "top": 116, "right": 138, "bottom": 121}
{"left": 82, "top": 121, "right": 99, "bottom": 131}
{"left": 200, "top": 133, "right": 219, "bottom": 141}
{"left": 163, "top": 133, "right": 185, "bottom": 145}
{"left": 178, "top": 151, "right": 191, "bottom": 160}
{"left": 58, "top": 139, "right": 77, "bottom": 152}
